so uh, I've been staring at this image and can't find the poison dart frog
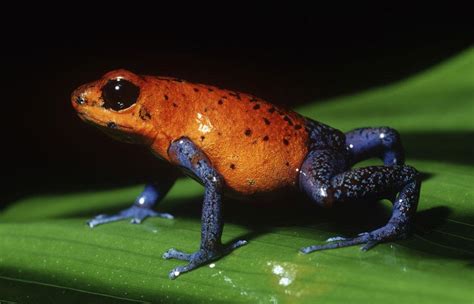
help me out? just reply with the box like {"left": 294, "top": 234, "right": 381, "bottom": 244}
{"left": 71, "top": 69, "right": 421, "bottom": 279}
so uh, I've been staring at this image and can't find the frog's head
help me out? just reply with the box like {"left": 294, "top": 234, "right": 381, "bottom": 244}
{"left": 71, "top": 69, "right": 156, "bottom": 145}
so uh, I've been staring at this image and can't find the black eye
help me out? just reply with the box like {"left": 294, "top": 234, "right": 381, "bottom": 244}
{"left": 101, "top": 78, "right": 140, "bottom": 110}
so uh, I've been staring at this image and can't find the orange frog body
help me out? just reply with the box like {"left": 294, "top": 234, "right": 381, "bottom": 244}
{"left": 72, "top": 69, "right": 421, "bottom": 279}
{"left": 74, "top": 69, "right": 311, "bottom": 196}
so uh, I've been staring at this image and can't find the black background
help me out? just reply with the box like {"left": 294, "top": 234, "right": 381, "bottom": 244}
{"left": 1, "top": 9, "right": 472, "bottom": 205}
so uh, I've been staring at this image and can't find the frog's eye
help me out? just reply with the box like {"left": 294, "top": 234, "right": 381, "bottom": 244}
{"left": 101, "top": 78, "right": 140, "bottom": 111}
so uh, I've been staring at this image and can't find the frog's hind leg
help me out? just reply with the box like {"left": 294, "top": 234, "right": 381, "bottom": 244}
{"left": 345, "top": 127, "right": 404, "bottom": 166}
{"left": 87, "top": 179, "right": 175, "bottom": 228}
{"left": 299, "top": 149, "right": 420, "bottom": 253}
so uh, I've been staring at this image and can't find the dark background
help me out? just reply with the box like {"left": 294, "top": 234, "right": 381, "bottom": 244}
{"left": 1, "top": 9, "right": 472, "bottom": 205}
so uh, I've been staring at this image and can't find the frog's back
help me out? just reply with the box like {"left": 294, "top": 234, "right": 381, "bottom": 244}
{"left": 145, "top": 76, "right": 310, "bottom": 196}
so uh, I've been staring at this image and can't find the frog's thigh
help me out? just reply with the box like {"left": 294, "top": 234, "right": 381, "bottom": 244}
{"left": 298, "top": 149, "right": 347, "bottom": 208}
{"left": 299, "top": 149, "right": 418, "bottom": 207}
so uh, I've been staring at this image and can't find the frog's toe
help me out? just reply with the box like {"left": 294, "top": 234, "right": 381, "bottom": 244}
{"left": 87, "top": 214, "right": 124, "bottom": 228}
{"left": 162, "top": 248, "right": 193, "bottom": 261}
{"left": 169, "top": 265, "right": 192, "bottom": 280}
{"left": 130, "top": 210, "right": 174, "bottom": 224}
{"left": 301, "top": 229, "right": 401, "bottom": 254}
{"left": 325, "top": 236, "right": 348, "bottom": 242}
{"left": 165, "top": 249, "right": 214, "bottom": 280}
{"left": 87, "top": 206, "right": 173, "bottom": 228}
{"left": 228, "top": 239, "right": 248, "bottom": 250}
{"left": 361, "top": 239, "right": 381, "bottom": 251}
{"left": 300, "top": 233, "right": 371, "bottom": 254}
{"left": 164, "top": 240, "right": 247, "bottom": 279}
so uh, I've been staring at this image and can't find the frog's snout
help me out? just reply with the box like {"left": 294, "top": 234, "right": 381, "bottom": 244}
{"left": 71, "top": 82, "right": 97, "bottom": 110}
{"left": 71, "top": 87, "right": 87, "bottom": 109}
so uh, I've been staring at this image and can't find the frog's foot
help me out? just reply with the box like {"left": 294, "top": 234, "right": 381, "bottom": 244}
{"left": 163, "top": 240, "right": 248, "bottom": 279}
{"left": 300, "top": 232, "right": 371, "bottom": 253}
{"left": 87, "top": 205, "right": 173, "bottom": 228}
{"left": 300, "top": 224, "right": 409, "bottom": 254}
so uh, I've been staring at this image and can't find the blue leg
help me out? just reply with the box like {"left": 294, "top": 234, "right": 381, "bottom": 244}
{"left": 87, "top": 179, "right": 175, "bottom": 228}
{"left": 162, "top": 137, "right": 247, "bottom": 279}
{"left": 299, "top": 149, "right": 420, "bottom": 253}
{"left": 345, "top": 127, "right": 405, "bottom": 166}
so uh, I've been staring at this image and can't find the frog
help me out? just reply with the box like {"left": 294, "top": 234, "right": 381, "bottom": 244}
{"left": 71, "top": 69, "right": 421, "bottom": 280}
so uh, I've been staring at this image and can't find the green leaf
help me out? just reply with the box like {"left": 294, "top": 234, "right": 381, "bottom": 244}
{"left": 1, "top": 48, "right": 473, "bottom": 303}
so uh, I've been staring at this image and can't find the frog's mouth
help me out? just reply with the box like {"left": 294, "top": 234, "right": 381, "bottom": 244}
{"left": 76, "top": 110, "right": 130, "bottom": 129}
{"left": 75, "top": 110, "right": 137, "bottom": 143}
{"left": 97, "top": 124, "right": 137, "bottom": 143}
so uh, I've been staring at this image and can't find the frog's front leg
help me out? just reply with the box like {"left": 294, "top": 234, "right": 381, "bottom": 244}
{"left": 162, "top": 137, "right": 247, "bottom": 279}
{"left": 87, "top": 179, "right": 175, "bottom": 228}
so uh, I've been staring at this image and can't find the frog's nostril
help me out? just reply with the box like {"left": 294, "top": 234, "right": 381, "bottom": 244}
{"left": 75, "top": 96, "right": 86, "bottom": 105}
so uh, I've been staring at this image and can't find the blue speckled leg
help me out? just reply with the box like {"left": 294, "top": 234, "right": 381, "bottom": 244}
{"left": 299, "top": 149, "right": 420, "bottom": 253}
{"left": 345, "top": 127, "right": 404, "bottom": 166}
{"left": 162, "top": 137, "right": 247, "bottom": 280}
{"left": 87, "top": 179, "right": 175, "bottom": 228}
